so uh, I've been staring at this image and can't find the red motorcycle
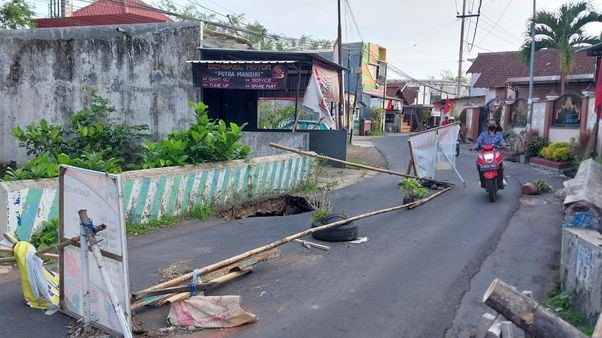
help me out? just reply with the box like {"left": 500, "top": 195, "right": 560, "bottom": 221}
{"left": 475, "top": 144, "right": 505, "bottom": 203}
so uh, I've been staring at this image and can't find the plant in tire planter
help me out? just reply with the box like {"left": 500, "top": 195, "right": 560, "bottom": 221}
{"left": 399, "top": 178, "right": 429, "bottom": 204}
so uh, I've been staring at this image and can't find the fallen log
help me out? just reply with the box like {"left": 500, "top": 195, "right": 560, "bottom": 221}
{"left": 483, "top": 279, "right": 588, "bottom": 338}
{"left": 133, "top": 188, "right": 452, "bottom": 304}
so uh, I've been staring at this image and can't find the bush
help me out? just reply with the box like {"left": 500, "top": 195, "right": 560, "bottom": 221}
{"left": 524, "top": 130, "right": 546, "bottom": 158}
{"left": 29, "top": 218, "right": 58, "bottom": 250}
{"left": 399, "top": 178, "right": 429, "bottom": 200}
{"left": 540, "top": 142, "right": 572, "bottom": 162}
{"left": 140, "top": 102, "right": 250, "bottom": 169}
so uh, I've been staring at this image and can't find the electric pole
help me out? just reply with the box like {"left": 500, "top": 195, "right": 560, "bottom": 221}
{"left": 337, "top": 0, "right": 344, "bottom": 130}
{"left": 456, "top": 0, "right": 479, "bottom": 97}
{"left": 527, "top": 0, "right": 536, "bottom": 130}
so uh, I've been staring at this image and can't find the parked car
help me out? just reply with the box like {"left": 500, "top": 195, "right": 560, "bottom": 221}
{"left": 279, "top": 120, "right": 330, "bottom": 130}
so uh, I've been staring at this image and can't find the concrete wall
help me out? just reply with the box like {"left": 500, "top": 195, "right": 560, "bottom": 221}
{"left": 549, "top": 128, "right": 580, "bottom": 144}
{"left": 240, "top": 131, "right": 309, "bottom": 157}
{"left": 0, "top": 154, "right": 313, "bottom": 240}
{"left": 0, "top": 22, "right": 250, "bottom": 164}
{"left": 531, "top": 101, "right": 547, "bottom": 134}
{"left": 561, "top": 228, "right": 602, "bottom": 325}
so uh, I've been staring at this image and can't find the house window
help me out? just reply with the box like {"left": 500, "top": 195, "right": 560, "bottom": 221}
{"left": 552, "top": 94, "right": 581, "bottom": 128}
{"left": 509, "top": 99, "right": 528, "bottom": 128}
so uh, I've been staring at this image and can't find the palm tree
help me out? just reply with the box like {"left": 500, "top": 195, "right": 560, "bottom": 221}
{"left": 520, "top": 1, "right": 601, "bottom": 94}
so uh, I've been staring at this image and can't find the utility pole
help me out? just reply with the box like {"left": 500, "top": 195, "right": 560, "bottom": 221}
{"left": 456, "top": 0, "right": 479, "bottom": 97}
{"left": 526, "top": 0, "right": 536, "bottom": 130}
{"left": 337, "top": 0, "right": 344, "bottom": 130}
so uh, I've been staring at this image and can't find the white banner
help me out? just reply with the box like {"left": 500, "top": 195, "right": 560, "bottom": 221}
{"left": 436, "top": 124, "right": 460, "bottom": 170}
{"left": 409, "top": 130, "right": 438, "bottom": 178}
{"left": 59, "top": 166, "right": 130, "bottom": 336}
{"left": 409, "top": 124, "right": 460, "bottom": 178}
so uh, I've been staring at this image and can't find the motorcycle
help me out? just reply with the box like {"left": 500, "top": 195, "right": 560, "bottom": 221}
{"left": 475, "top": 144, "right": 504, "bottom": 203}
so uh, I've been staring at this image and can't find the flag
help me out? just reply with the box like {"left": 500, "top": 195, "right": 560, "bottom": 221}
{"left": 594, "top": 58, "right": 602, "bottom": 119}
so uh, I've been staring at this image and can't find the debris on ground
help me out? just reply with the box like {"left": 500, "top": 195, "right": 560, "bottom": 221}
{"left": 167, "top": 295, "right": 257, "bottom": 328}
{"left": 160, "top": 261, "right": 187, "bottom": 282}
{"left": 218, "top": 195, "right": 313, "bottom": 220}
{"left": 350, "top": 237, "right": 369, "bottom": 244}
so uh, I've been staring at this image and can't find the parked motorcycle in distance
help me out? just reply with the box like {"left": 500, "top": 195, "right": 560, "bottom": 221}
{"left": 474, "top": 144, "right": 504, "bottom": 203}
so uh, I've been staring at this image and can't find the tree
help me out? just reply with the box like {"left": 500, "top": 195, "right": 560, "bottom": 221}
{"left": 440, "top": 69, "right": 468, "bottom": 85}
{"left": 0, "top": 0, "right": 36, "bottom": 30}
{"left": 520, "top": 1, "right": 601, "bottom": 94}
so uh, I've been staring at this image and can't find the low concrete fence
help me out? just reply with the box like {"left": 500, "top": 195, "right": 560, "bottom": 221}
{"left": 0, "top": 153, "right": 314, "bottom": 240}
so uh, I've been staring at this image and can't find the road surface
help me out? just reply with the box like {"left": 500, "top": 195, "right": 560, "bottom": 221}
{"left": 0, "top": 135, "right": 563, "bottom": 338}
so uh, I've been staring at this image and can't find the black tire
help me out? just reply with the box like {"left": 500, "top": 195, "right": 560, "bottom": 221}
{"left": 486, "top": 180, "right": 496, "bottom": 203}
{"left": 310, "top": 214, "right": 358, "bottom": 242}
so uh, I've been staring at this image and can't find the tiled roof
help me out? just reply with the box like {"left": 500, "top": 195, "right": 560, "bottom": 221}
{"left": 466, "top": 49, "right": 596, "bottom": 88}
{"left": 73, "top": 0, "right": 171, "bottom": 21}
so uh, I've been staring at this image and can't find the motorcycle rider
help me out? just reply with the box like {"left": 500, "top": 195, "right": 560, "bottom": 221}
{"left": 474, "top": 119, "right": 507, "bottom": 188}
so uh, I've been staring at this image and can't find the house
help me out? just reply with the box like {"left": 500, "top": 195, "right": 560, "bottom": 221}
{"left": 462, "top": 49, "right": 598, "bottom": 143}
{"left": 467, "top": 50, "right": 596, "bottom": 102}
{"left": 36, "top": 0, "right": 172, "bottom": 28}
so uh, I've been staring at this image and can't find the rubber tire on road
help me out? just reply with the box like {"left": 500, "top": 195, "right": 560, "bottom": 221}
{"left": 486, "top": 180, "right": 497, "bottom": 203}
{"left": 311, "top": 214, "right": 358, "bottom": 242}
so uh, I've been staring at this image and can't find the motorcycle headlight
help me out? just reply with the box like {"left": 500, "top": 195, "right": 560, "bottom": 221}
{"left": 484, "top": 153, "right": 494, "bottom": 163}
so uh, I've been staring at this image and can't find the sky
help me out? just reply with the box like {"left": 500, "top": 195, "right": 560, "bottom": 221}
{"left": 28, "top": 0, "right": 602, "bottom": 80}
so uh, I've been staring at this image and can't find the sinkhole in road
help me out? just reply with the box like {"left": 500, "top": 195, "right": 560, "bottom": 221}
{"left": 218, "top": 195, "right": 314, "bottom": 220}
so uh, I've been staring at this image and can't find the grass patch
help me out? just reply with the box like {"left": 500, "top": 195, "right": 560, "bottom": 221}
{"left": 127, "top": 205, "right": 215, "bottom": 235}
{"left": 540, "top": 282, "right": 593, "bottom": 335}
{"left": 370, "top": 130, "right": 385, "bottom": 136}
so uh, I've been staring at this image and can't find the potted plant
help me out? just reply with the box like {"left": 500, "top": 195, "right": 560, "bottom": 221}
{"left": 399, "top": 178, "right": 429, "bottom": 204}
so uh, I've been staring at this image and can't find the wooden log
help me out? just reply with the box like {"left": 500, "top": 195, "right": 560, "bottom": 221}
{"left": 483, "top": 279, "right": 588, "bottom": 338}
{"left": 269, "top": 142, "right": 419, "bottom": 179}
{"left": 477, "top": 313, "right": 497, "bottom": 338}
{"left": 133, "top": 188, "right": 453, "bottom": 303}
{"left": 293, "top": 239, "right": 330, "bottom": 251}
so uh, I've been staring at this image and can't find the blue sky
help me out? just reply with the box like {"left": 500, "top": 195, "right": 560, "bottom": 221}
{"left": 28, "top": 0, "right": 602, "bottom": 79}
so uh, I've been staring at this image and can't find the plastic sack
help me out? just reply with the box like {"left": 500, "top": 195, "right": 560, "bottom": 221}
{"left": 168, "top": 295, "right": 257, "bottom": 328}
{"left": 570, "top": 211, "right": 600, "bottom": 230}
{"left": 13, "top": 242, "right": 60, "bottom": 312}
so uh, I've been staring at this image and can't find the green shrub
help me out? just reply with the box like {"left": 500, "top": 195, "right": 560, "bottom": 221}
{"left": 540, "top": 142, "right": 572, "bottom": 162}
{"left": 399, "top": 178, "right": 429, "bottom": 200}
{"left": 4, "top": 153, "right": 59, "bottom": 180}
{"left": 29, "top": 218, "right": 58, "bottom": 250}
{"left": 141, "top": 102, "right": 250, "bottom": 168}
{"left": 536, "top": 179, "right": 554, "bottom": 193}
{"left": 525, "top": 133, "right": 546, "bottom": 158}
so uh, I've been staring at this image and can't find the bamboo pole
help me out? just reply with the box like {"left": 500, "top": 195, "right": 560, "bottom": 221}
{"left": 592, "top": 312, "right": 602, "bottom": 338}
{"left": 407, "top": 187, "right": 453, "bottom": 209}
{"left": 133, "top": 188, "right": 452, "bottom": 300}
{"left": 269, "top": 142, "right": 420, "bottom": 179}
{"left": 0, "top": 247, "right": 59, "bottom": 260}
{"left": 163, "top": 268, "right": 253, "bottom": 304}
{"left": 293, "top": 239, "right": 330, "bottom": 251}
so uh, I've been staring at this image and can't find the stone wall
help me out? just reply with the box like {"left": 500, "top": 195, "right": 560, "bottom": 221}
{"left": 0, "top": 22, "right": 250, "bottom": 164}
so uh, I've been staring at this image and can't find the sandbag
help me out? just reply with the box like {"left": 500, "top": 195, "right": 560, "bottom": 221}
{"left": 168, "top": 295, "right": 257, "bottom": 328}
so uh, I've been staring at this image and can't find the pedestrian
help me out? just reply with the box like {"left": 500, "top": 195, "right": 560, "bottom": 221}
{"left": 441, "top": 116, "right": 450, "bottom": 126}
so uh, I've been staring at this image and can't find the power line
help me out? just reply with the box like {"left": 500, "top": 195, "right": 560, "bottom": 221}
{"left": 479, "top": 13, "right": 522, "bottom": 42}
{"left": 467, "top": 0, "right": 482, "bottom": 52}
{"left": 475, "top": 0, "right": 514, "bottom": 46}
{"left": 476, "top": 18, "right": 522, "bottom": 45}
{"left": 344, "top": 0, "right": 364, "bottom": 42}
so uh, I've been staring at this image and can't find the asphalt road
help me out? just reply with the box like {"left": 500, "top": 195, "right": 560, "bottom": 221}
{"left": 0, "top": 135, "right": 562, "bottom": 338}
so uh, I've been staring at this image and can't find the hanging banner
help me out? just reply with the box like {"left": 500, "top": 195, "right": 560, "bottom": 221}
{"left": 59, "top": 165, "right": 130, "bottom": 337}
{"left": 192, "top": 63, "right": 287, "bottom": 90}
{"left": 409, "top": 123, "right": 461, "bottom": 178}
{"left": 302, "top": 62, "right": 339, "bottom": 128}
